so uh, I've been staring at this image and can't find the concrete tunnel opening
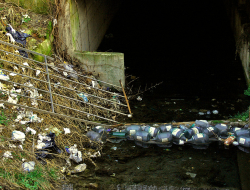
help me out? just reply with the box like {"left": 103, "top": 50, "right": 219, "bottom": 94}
{"left": 98, "top": 0, "right": 247, "bottom": 99}
{"left": 58, "top": 0, "right": 250, "bottom": 122}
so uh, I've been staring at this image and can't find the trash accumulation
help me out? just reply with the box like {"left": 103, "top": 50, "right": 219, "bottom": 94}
{"left": 0, "top": 6, "right": 129, "bottom": 188}
{"left": 86, "top": 120, "right": 250, "bottom": 153}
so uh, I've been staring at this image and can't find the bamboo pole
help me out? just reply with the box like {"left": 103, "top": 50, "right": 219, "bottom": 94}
{"left": 119, "top": 79, "right": 132, "bottom": 115}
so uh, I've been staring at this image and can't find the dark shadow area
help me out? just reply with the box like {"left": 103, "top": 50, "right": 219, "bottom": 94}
{"left": 98, "top": 0, "right": 250, "bottom": 122}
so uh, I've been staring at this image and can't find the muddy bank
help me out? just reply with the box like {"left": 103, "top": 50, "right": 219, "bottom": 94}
{"left": 67, "top": 140, "right": 240, "bottom": 190}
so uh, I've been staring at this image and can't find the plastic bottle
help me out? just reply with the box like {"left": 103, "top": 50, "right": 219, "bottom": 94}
{"left": 135, "top": 141, "right": 150, "bottom": 148}
{"left": 86, "top": 131, "right": 101, "bottom": 142}
{"left": 171, "top": 128, "right": 187, "bottom": 141}
{"left": 125, "top": 125, "right": 141, "bottom": 136}
{"left": 214, "top": 124, "right": 228, "bottom": 137}
{"left": 155, "top": 132, "right": 173, "bottom": 147}
{"left": 184, "top": 129, "right": 194, "bottom": 139}
{"left": 158, "top": 124, "right": 172, "bottom": 132}
{"left": 92, "top": 126, "right": 106, "bottom": 134}
{"left": 224, "top": 136, "right": 236, "bottom": 146}
{"left": 109, "top": 132, "right": 126, "bottom": 138}
{"left": 187, "top": 133, "right": 209, "bottom": 144}
{"left": 173, "top": 138, "right": 186, "bottom": 145}
{"left": 235, "top": 129, "right": 250, "bottom": 137}
{"left": 144, "top": 126, "right": 159, "bottom": 138}
{"left": 229, "top": 127, "right": 242, "bottom": 135}
{"left": 237, "top": 136, "right": 250, "bottom": 148}
{"left": 134, "top": 131, "right": 151, "bottom": 142}
{"left": 179, "top": 125, "right": 188, "bottom": 131}
{"left": 195, "top": 120, "right": 209, "bottom": 128}
{"left": 201, "top": 126, "right": 218, "bottom": 137}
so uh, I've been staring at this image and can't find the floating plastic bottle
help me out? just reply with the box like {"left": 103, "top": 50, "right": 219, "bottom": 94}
{"left": 134, "top": 131, "right": 151, "bottom": 142}
{"left": 125, "top": 125, "right": 141, "bottom": 135}
{"left": 184, "top": 129, "right": 194, "bottom": 139}
{"left": 224, "top": 136, "right": 235, "bottom": 146}
{"left": 187, "top": 133, "right": 209, "bottom": 149}
{"left": 214, "top": 124, "right": 228, "bottom": 137}
{"left": 237, "top": 136, "right": 250, "bottom": 148}
{"left": 235, "top": 129, "right": 250, "bottom": 137}
{"left": 144, "top": 126, "right": 159, "bottom": 138}
{"left": 201, "top": 126, "right": 218, "bottom": 137}
{"left": 195, "top": 120, "right": 209, "bottom": 128}
{"left": 158, "top": 124, "right": 172, "bottom": 132}
{"left": 155, "top": 132, "right": 173, "bottom": 147}
{"left": 171, "top": 128, "right": 187, "bottom": 141}
{"left": 109, "top": 132, "right": 126, "bottom": 138}
{"left": 229, "top": 127, "right": 242, "bottom": 135}
{"left": 187, "top": 133, "right": 209, "bottom": 144}
{"left": 179, "top": 125, "right": 188, "bottom": 131}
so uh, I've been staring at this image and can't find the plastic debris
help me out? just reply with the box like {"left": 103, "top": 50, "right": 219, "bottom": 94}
{"left": 78, "top": 93, "right": 88, "bottom": 102}
{"left": 5, "top": 33, "right": 15, "bottom": 43}
{"left": 5, "top": 24, "right": 31, "bottom": 57}
{"left": 111, "top": 147, "right": 117, "bottom": 150}
{"left": 23, "top": 62, "right": 29, "bottom": 67}
{"left": 35, "top": 132, "right": 61, "bottom": 153}
{"left": 9, "top": 73, "right": 17, "bottom": 76}
{"left": 186, "top": 172, "right": 196, "bottom": 178}
{"left": 212, "top": 110, "right": 219, "bottom": 114}
{"left": 12, "top": 130, "right": 25, "bottom": 144}
{"left": 68, "top": 144, "right": 82, "bottom": 163}
{"left": 3, "top": 151, "right": 13, "bottom": 159}
{"left": 53, "top": 18, "right": 57, "bottom": 26}
{"left": 87, "top": 151, "right": 101, "bottom": 158}
{"left": 22, "top": 161, "right": 35, "bottom": 172}
{"left": 92, "top": 80, "right": 98, "bottom": 88}
{"left": 70, "top": 163, "right": 87, "bottom": 174}
{"left": 62, "top": 63, "right": 78, "bottom": 79}
{"left": 0, "top": 70, "right": 10, "bottom": 81}
{"left": 137, "top": 96, "right": 142, "bottom": 101}
{"left": 0, "top": 103, "right": 5, "bottom": 108}
{"left": 64, "top": 128, "right": 71, "bottom": 134}
{"left": 36, "top": 70, "right": 41, "bottom": 76}
{"left": 26, "top": 127, "right": 36, "bottom": 135}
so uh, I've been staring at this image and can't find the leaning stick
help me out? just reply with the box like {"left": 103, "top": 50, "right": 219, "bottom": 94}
{"left": 119, "top": 80, "right": 132, "bottom": 115}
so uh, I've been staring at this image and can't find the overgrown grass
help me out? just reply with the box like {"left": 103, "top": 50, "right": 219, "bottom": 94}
{"left": 230, "top": 108, "right": 249, "bottom": 121}
{"left": 0, "top": 110, "right": 9, "bottom": 126}
{"left": 0, "top": 165, "right": 60, "bottom": 190}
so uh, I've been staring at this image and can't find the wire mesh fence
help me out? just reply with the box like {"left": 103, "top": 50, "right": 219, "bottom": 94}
{"left": 0, "top": 39, "right": 129, "bottom": 126}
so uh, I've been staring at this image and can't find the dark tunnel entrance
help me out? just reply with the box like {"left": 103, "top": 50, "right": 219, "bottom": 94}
{"left": 98, "top": 0, "right": 250, "bottom": 122}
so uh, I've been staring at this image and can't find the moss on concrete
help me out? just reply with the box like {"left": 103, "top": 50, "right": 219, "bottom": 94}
{"left": 70, "top": 0, "right": 80, "bottom": 50}
{"left": 33, "top": 39, "right": 53, "bottom": 62}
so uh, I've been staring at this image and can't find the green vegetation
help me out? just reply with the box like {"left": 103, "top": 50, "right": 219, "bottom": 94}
{"left": 210, "top": 120, "right": 224, "bottom": 124}
{"left": 0, "top": 111, "right": 9, "bottom": 126}
{"left": 0, "top": 166, "right": 59, "bottom": 190}
{"left": 231, "top": 109, "right": 249, "bottom": 121}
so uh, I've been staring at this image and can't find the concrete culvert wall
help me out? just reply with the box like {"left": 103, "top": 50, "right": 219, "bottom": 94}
{"left": 58, "top": 0, "right": 124, "bottom": 87}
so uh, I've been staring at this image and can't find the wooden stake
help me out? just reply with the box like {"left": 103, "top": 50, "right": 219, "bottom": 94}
{"left": 119, "top": 80, "right": 132, "bottom": 115}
